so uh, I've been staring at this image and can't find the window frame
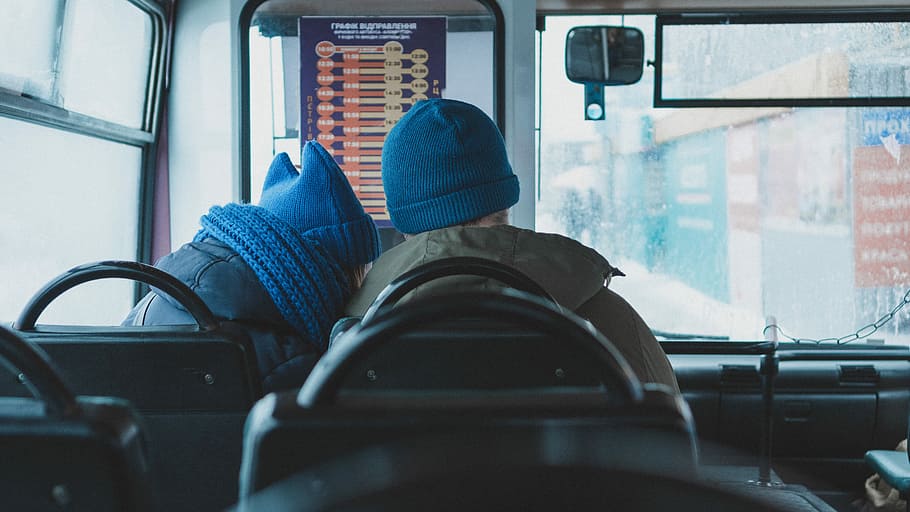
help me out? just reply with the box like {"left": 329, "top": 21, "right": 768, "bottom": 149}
{"left": 0, "top": 0, "right": 171, "bottom": 302}
{"left": 237, "top": 0, "right": 506, "bottom": 203}
{"left": 654, "top": 10, "right": 910, "bottom": 108}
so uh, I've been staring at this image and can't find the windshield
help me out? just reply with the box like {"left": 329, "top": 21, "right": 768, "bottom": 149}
{"left": 537, "top": 15, "right": 910, "bottom": 344}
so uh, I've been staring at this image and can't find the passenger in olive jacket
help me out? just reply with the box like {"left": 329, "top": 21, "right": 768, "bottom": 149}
{"left": 125, "top": 141, "right": 381, "bottom": 392}
{"left": 344, "top": 99, "right": 678, "bottom": 392}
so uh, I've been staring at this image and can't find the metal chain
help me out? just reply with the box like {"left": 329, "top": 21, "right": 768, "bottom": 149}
{"left": 762, "top": 288, "right": 910, "bottom": 345}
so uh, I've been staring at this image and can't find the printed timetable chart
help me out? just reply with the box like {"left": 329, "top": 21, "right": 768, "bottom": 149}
{"left": 299, "top": 17, "right": 446, "bottom": 225}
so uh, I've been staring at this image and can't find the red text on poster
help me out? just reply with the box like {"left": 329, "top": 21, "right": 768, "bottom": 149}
{"left": 853, "top": 145, "right": 910, "bottom": 287}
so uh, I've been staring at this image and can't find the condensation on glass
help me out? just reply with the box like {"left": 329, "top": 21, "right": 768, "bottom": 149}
{"left": 660, "top": 21, "right": 910, "bottom": 101}
{"left": 538, "top": 15, "right": 910, "bottom": 344}
{"left": 58, "top": 0, "right": 153, "bottom": 128}
{"left": 0, "top": 0, "right": 152, "bottom": 128}
{"left": 0, "top": 0, "right": 155, "bottom": 324}
{"left": 0, "top": 117, "right": 141, "bottom": 325}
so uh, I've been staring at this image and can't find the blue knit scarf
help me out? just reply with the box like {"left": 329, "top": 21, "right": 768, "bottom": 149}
{"left": 194, "top": 204, "right": 349, "bottom": 349}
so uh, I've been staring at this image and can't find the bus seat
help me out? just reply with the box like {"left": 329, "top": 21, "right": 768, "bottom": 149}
{"left": 312, "top": 288, "right": 640, "bottom": 399}
{"left": 234, "top": 432, "right": 783, "bottom": 512}
{"left": 0, "top": 325, "right": 150, "bottom": 511}
{"left": 322, "top": 257, "right": 595, "bottom": 392}
{"left": 864, "top": 449, "right": 910, "bottom": 500}
{"left": 238, "top": 289, "right": 698, "bottom": 496}
{"left": 9, "top": 261, "right": 262, "bottom": 512}
{"left": 328, "top": 256, "right": 557, "bottom": 349}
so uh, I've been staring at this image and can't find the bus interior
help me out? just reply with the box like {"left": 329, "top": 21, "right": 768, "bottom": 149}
{"left": 2, "top": 0, "right": 910, "bottom": 510}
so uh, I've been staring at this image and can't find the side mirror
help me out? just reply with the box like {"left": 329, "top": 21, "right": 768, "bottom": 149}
{"left": 565, "top": 26, "right": 645, "bottom": 85}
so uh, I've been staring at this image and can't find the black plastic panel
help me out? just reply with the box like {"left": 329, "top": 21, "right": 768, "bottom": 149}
{"left": 2, "top": 325, "right": 260, "bottom": 412}
{"left": 670, "top": 353, "right": 910, "bottom": 489}
{"left": 718, "top": 392, "right": 876, "bottom": 457}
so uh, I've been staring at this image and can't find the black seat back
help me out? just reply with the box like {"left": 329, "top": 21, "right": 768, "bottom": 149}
{"left": 0, "top": 325, "right": 150, "bottom": 511}
{"left": 236, "top": 429, "right": 776, "bottom": 512}
{"left": 310, "top": 290, "right": 641, "bottom": 404}
{"left": 10, "top": 261, "right": 262, "bottom": 512}
{"left": 240, "top": 385, "right": 696, "bottom": 499}
{"left": 324, "top": 257, "right": 635, "bottom": 399}
{"left": 239, "top": 288, "right": 696, "bottom": 496}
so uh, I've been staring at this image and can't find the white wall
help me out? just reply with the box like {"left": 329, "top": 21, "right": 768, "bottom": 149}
{"left": 168, "top": 0, "right": 244, "bottom": 246}
{"left": 444, "top": 31, "right": 494, "bottom": 118}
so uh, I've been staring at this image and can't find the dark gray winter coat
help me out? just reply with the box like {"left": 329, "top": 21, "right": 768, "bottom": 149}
{"left": 124, "top": 238, "right": 322, "bottom": 392}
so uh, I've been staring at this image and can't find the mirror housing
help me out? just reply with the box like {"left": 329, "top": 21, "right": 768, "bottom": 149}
{"left": 565, "top": 26, "right": 645, "bottom": 85}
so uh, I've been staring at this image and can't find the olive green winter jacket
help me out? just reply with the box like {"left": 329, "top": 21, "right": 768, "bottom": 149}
{"left": 344, "top": 224, "right": 679, "bottom": 393}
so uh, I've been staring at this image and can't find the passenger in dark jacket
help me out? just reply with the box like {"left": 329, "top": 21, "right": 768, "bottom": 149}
{"left": 125, "top": 141, "right": 381, "bottom": 392}
{"left": 345, "top": 99, "right": 678, "bottom": 392}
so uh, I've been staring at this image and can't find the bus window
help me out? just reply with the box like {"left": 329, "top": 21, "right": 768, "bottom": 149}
{"left": 244, "top": 0, "right": 500, "bottom": 225}
{"left": 57, "top": 0, "right": 153, "bottom": 128}
{"left": 538, "top": 14, "right": 910, "bottom": 345}
{"left": 0, "top": 1, "right": 165, "bottom": 325}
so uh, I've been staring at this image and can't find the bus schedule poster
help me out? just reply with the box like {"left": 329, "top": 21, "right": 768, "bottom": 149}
{"left": 299, "top": 17, "right": 447, "bottom": 225}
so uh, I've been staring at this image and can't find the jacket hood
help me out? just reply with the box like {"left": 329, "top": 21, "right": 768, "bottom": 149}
{"left": 346, "top": 225, "right": 621, "bottom": 315}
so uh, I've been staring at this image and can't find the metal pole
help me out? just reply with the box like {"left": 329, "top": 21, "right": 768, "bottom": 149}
{"left": 752, "top": 342, "right": 781, "bottom": 487}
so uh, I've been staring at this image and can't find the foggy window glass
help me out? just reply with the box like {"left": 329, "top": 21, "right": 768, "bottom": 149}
{"left": 0, "top": 1, "right": 63, "bottom": 100}
{"left": 661, "top": 21, "right": 910, "bottom": 100}
{"left": 0, "top": 0, "right": 153, "bottom": 128}
{"left": 539, "top": 15, "right": 910, "bottom": 344}
{"left": 0, "top": 117, "right": 140, "bottom": 325}
{"left": 58, "top": 0, "right": 153, "bottom": 128}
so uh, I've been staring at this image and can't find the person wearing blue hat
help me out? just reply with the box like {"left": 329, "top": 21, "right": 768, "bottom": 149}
{"left": 125, "top": 141, "right": 381, "bottom": 392}
{"left": 344, "top": 98, "right": 677, "bottom": 392}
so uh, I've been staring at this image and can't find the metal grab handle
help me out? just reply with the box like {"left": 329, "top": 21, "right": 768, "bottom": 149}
{"left": 0, "top": 325, "right": 78, "bottom": 418}
{"left": 16, "top": 260, "right": 219, "bottom": 331}
{"left": 361, "top": 257, "right": 557, "bottom": 325}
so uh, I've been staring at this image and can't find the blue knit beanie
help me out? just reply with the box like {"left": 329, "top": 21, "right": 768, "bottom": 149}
{"left": 381, "top": 98, "right": 520, "bottom": 234}
{"left": 259, "top": 141, "right": 381, "bottom": 268}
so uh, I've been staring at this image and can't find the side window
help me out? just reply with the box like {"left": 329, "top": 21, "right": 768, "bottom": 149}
{"left": 244, "top": 0, "right": 499, "bottom": 236}
{"left": 0, "top": 1, "right": 165, "bottom": 325}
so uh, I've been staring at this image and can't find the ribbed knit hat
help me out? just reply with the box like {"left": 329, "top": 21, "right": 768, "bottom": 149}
{"left": 259, "top": 141, "right": 381, "bottom": 268}
{"left": 381, "top": 99, "right": 519, "bottom": 234}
